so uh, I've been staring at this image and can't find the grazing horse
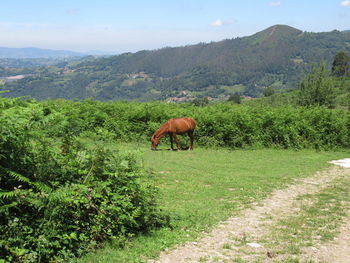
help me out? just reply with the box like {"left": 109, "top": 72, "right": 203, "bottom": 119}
{"left": 151, "top": 117, "right": 196, "bottom": 151}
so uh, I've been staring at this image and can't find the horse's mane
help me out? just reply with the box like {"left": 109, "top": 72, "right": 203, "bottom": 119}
{"left": 152, "top": 122, "right": 169, "bottom": 139}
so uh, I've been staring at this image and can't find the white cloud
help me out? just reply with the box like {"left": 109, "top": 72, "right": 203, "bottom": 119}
{"left": 269, "top": 2, "right": 281, "bottom": 6}
{"left": 340, "top": 0, "right": 350, "bottom": 6}
{"left": 210, "top": 19, "right": 235, "bottom": 27}
{"left": 211, "top": 19, "right": 223, "bottom": 27}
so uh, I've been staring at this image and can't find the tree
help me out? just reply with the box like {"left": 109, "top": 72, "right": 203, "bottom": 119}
{"left": 227, "top": 93, "right": 241, "bottom": 104}
{"left": 192, "top": 98, "right": 200, "bottom": 106}
{"left": 263, "top": 86, "right": 275, "bottom": 97}
{"left": 298, "top": 63, "right": 335, "bottom": 108}
{"left": 201, "top": 96, "right": 209, "bottom": 106}
{"left": 331, "top": 51, "right": 350, "bottom": 77}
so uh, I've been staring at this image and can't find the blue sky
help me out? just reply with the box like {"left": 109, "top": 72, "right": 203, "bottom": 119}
{"left": 1, "top": 0, "right": 350, "bottom": 53}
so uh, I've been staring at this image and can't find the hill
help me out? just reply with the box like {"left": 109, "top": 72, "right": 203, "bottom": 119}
{"left": 0, "top": 47, "right": 86, "bottom": 59}
{"left": 2, "top": 25, "right": 350, "bottom": 101}
{"left": 0, "top": 57, "right": 88, "bottom": 69}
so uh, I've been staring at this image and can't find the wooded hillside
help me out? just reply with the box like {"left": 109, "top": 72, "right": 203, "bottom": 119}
{"left": 2, "top": 25, "right": 350, "bottom": 101}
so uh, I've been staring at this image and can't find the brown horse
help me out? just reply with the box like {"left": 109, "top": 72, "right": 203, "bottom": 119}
{"left": 151, "top": 117, "right": 196, "bottom": 151}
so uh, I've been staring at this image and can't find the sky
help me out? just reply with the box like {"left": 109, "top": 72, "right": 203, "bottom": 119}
{"left": 1, "top": 0, "right": 350, "bottom": 54}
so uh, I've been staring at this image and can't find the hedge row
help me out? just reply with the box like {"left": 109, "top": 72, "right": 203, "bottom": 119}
{"left": 36, "top": 99, "right": 349, "bottom": 150}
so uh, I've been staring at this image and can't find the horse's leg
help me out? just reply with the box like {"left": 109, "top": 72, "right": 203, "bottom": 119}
{"left": 188, "top": 131, "right": 194, "bottom": 150}
{"left": 173, "top": 134, "right": 181, "bottom": 151}
{"left": 169, "top": 134, "right": 174, "bottom": 150}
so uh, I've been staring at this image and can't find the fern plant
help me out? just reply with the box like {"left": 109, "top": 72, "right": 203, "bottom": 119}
{"left": 0, "top": 99, "right": 168, "bottom": 263}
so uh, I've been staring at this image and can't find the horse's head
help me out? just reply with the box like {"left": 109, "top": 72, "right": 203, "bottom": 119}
{"left": 151, "top": 134, "right": 159, "bottom": 150}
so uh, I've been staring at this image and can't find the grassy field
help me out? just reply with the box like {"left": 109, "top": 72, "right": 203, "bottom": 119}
{"left": 76, "top": 144, "right": 350, "bottom": 263}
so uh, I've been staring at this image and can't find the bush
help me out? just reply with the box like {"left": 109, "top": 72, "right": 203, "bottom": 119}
{"left": 0, "top": 101, "right": 168, "bottom": 262}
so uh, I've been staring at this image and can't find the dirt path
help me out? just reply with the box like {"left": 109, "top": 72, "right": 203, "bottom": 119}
{"left": 150, "top": 165, "right": 350, "bottom": 263}
{"left": 301, "top": 215, "right": 350, "bottom": 263}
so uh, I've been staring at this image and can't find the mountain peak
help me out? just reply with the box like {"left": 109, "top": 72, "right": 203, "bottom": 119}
{"left": 249, "top": 24, "right": 302, "bottom": 44}
{"left": 260, "top": 24, "right": 302, "bottom": 36}
{"left": 268, "top": 24, "right": 301, "bottom": 32}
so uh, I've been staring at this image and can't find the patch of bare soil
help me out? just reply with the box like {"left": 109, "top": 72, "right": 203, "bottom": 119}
{"left": 149, "top": 166, "right": 350, "bottom": 263}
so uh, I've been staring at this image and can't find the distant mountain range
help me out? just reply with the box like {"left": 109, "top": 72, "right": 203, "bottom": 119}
{"left": 2, "top": 25, "right": 350, "bottom": 101}
{"left": 0, "top": 47, "right": 87, "bottom": 58}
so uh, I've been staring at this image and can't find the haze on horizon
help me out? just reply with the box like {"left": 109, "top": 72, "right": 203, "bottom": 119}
{"left": 1, "top": 0, "right": 350, "bottom": 54}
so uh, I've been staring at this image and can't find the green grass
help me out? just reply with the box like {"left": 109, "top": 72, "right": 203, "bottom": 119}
{"left": 75, "top": 145, "right": 349, "bottom": 263}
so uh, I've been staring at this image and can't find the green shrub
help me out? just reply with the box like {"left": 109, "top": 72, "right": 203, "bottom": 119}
{"left": 38, "top": 99, "right": 350, "bottom": 150}
{"left": 0, "top": 102, "right": 168, "bottom": 262}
